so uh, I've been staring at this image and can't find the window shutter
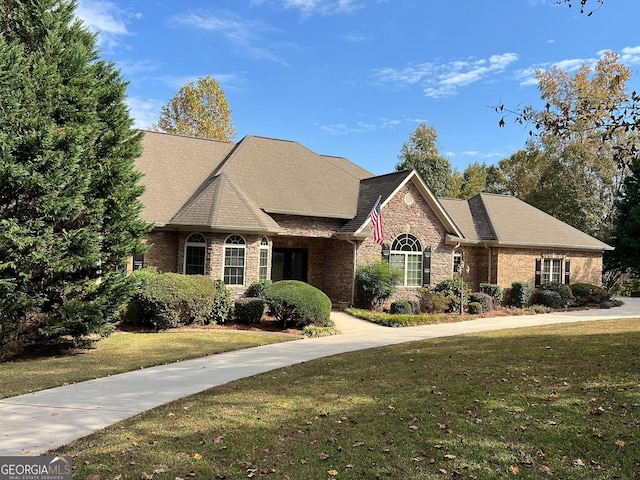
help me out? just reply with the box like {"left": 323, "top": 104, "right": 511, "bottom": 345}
{"left": 535, "top": 258, "right": 542, "bottom": 287}
{"left": 422, "top": 247, "right": 431, "bottom": 287}
{"left": 564, "top": 259, "right": 571, "bottom": 285}
{"left": 381, "top": 243, "right": 390, "bottom": 262}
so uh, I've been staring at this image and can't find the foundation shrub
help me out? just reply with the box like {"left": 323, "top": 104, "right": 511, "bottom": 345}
{"left": 538, "top": 282, "right": 574, "bottom": 308}
{"left": 234, "top": 298, "right": 265, "bottom": 324}
{"left": 570, "top": 283, "right": 612, "bottom": 306}
{"left": 355, "top": 260, "right": 403, "bottom": 310}
{"left": 479, "top": 283, "right": 503, "bottom": 306}
{"left": 418, "top": 288, "right": 452, "bottom": 314}
{"left": 390, "top": 301, "right": 412, "bottom": 315}
{"left": 533, "top": 289, "right": 564, "bottom": 309}
{"left": 470, "top": 292, "right": 493, "bottom": 312}
{"left": 468, "top": 302, "right": 483, "bottom": 314}
{"left": 509, "top": 281, "right": 532, "bottom": 308}
{"left": 245, "top": 280, "right": 272, "bottom": 298}
{"left": 263, "top": 280, "right": 331, "bottom": 328}
{"left": 433, "top": 277, "right": 471, "bottom": 313}
{"left": 129, "top": 273, "right": 231, "bottom": 329}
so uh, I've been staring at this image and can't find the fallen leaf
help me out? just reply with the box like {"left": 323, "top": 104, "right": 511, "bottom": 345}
{"left": 615, "top": 439, "right": 625, "bottom": 448}
{"left": 140, "top": 473, "right": 153, "bottom": 480}
{"left": 86, "top": 475, "right": 100, "bottom": 480}
{"left": 353, "top": 442, "right": 364, "bottom": 447}
{"left": 573, "top": 458, "right": 585, "bottom": 467}
{"left": 509, "top": 465, "right": 520, "bottom": 474}
{"left": 409, "top": 425, "right": 419, "bottom": 430}
{"left": 319, "top": 452, "right": 329, "bottom": 460}
{"left": 328, "top": 470, "right": 338, "bottom": 475}
{"left": 443, "top": 454, "right": 456, "bottom": 461}
{"left": 193, "top": 453, "right": 202, "bottom": 460}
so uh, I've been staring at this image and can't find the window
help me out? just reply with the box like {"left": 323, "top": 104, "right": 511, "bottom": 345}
{"left": 389, "top": 233, "right": 422, "bottom": 287}
{"left": 185, "top": 233, "right": 206, "bottom": 275}
{"left": 259, "top": 237, "right": 270, "bottom": 280}
{"left": 224, "top": 234, "right": 246, "bottom": 285}
{"left": 453, "top": 250, "right": 462, "bottom": 274}
{"left": 133, "top": 253, "right": 144, "bottom": 271}
{"left": 543, "top": 258, "right": 562, "bottom": 283}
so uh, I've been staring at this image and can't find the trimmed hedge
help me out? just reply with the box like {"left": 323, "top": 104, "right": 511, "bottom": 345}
{"left": 533, "top": 289, "right": 564, "bottom": 309}
{"left": 509, "top": 281, "right": 532, "bottom": 308}
{"left": 127, "top": 273, "right": 232, "bottom": 330}
{"left": 468, "top": 302, "right": 483, "bottom": 314}
{"left": 390, "top": 301, "right": 412, "bottom": 315}
{"left": 234, "top": 297, "right": 265, "bottom": 324}
{"left": 570, "top": 283, "right": 612, "bottom": 306}
{"left": 263, "top": 280, "right": 332, "bottom": 328}
{"left": 470, "top": 292, "right": 493, "bottom": 313}
{"left": 538, "top": 282, "right": 574, "bottom": 308}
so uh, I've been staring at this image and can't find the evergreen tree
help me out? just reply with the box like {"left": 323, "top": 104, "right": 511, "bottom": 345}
{"left": 610, "top": 158, "right": 640, "bottom": 277}
{"left": 0, "top": 0, "right": 149, "bottom": 359}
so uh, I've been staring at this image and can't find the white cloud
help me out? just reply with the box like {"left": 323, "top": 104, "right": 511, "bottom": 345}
{"left": 126, "top": 96, "right": 163, "bottom": 130}
{"left": 320, "top": 117, "right": 401, "bottom": 135}
{"left": 620, "top": 45, "right": 640, "bottom": 65}
{"left": 372, "top": 53, "right": 518, "bottom": 98}
{"left": 173, "top": 11, "right": 288, "bottom": 64}
{"left": 281, "top": 0, "right": 363, "bottom": 16}
{"left": 76, "top": 0, "right": 138, "bottom": 50}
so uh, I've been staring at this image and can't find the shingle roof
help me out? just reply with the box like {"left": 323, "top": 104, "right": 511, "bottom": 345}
{"left": 137, "top": 132, "right": 234, "bottom": 226}
{"left": 170, "top": 172, "right": 283, "bottom": 233}
{"left": 214, "top": 135, "right": 373, "bottom": 218}
{"left": 136, "top": 132, "right": 373, "bottom": 229}
{"left": 441, "top": 193, "right": 613, "bottom": 251}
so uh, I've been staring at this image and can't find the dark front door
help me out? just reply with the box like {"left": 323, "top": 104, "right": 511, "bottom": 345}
{"left": 272, "top": 248, "right": 308, "bottom": 282}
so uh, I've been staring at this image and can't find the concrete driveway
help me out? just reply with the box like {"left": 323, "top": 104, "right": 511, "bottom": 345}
{"left": 1, "top": 297, "right": 639, "bottom": 456}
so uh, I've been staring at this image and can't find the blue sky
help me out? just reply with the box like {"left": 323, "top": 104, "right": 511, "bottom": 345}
{"left": 76, "top": 0, "right": 640, "bottom": 175}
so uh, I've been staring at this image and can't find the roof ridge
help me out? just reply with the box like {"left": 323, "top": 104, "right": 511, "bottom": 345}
{"left": 468, "top": 194, "right": 498, "bottom": 242}
{"left": 141, "top": 129, "right": 235, "bottom": 146}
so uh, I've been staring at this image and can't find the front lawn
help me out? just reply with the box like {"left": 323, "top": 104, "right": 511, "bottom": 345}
{"left": 0, "top": 330, "right": 298, "bottom": 399}
{"left": 55, "top": 318, "right": 640, "bottom": 479}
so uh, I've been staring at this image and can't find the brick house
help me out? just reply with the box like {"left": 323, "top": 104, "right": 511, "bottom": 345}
{"left": 134, "top": 131, "right": 613, "bottom": 304}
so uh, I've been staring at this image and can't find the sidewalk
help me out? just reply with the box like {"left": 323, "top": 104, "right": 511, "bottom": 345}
{"left": 1, "top": 298, "right": 639, "bottom": 456}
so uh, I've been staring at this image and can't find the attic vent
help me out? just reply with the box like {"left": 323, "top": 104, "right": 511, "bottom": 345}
{"left": 404, "top": 193, "right": 415, "bottom": 205}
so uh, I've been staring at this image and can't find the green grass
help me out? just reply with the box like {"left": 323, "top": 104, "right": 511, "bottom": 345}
{"left": 54, "top": 318, "right": 640, "bottom": 479}
{"left": 0, "top": 330, "right": 296, "bottom": 399}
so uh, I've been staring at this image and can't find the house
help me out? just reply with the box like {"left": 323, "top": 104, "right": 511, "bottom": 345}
{"left": 134, "top": 131, "right": 613, "bottom": 305}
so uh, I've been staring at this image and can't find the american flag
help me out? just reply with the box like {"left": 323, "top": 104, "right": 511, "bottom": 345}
{"left": 369, "top": 197, "right": 384, "bottom": 245}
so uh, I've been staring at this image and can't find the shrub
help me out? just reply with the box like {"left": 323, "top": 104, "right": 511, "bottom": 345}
{"left": 245, "top": 280, "right": 272, "bottom": 298}
{"left": 433, "top": 277, "right": 471, "bottom": 313}
{"left": 468, "top": 302, "right": 483, "bottom": 314}
{"left": 479, "top": 283, "right": 503, "bottom": 306}
{"left": 470, "top": 292, "right": 493, "bottom": 313}
{"left": 302, "top": 320, "right": 337, "bottom": 337}
{"left": 263, "top": 280, "right": 332, "bottom": 328}
{"left": 533, "top": 289, "right": 564, "bottom": 309}
{"left": 130, "top": 273, "right": 232, "bottom": 329}
{"left": 570, "top": 282, "right": 612, "bottom": 306}
{"left": 509, "top": 281, "right": 532, "bottom": 308}
{"left": 355, "top": 260, "right": 403, "bottom": 310}
{"left": 234, "top": 297, "right": 265, "bottom": 324}
{"left": 390, "top": 301, "right": 412, "bottom": 315}
{"left": 418, "top": 288, "right": 451, "bottom": 314}
{"left": 210, "top": 279, "right": 232, "bottom": 324}
{"left": 538, "top": 282, "right": 574, "bottom": 308}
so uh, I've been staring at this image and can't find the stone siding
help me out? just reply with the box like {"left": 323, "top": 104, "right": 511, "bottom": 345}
{"left": 356, "top": 182, "right": 455, "bottom": 305}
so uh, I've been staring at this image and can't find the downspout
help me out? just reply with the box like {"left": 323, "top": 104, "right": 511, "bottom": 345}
{"left": 347, "top": 239, "right": 358, "bottom": 306}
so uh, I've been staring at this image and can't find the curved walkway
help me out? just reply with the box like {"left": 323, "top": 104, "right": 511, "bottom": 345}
{"left": 1, "top": 298, "right": 639, "bottom": 456}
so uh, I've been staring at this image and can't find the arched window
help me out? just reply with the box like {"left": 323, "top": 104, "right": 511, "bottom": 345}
{"left": 259, "top": 237, "right": 270, "bottom": 280}
{"left": 389, "top": 233, "right": 422, "bottom": 286}
{"left": 184, "top": 233, "right": 206, "bottom": 275}
{"left": 224, "top": 234, "right": 246, "bottom": 285}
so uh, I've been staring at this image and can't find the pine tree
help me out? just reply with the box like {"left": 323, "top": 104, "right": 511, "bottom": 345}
{"left": 610, "top": 158, "right": 640, "bottom": 277}
{"left": 0, "top": 0, "right": 150, "bottom": 359}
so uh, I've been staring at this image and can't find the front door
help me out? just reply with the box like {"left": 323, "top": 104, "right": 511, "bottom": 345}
{"left": 272, "top": 248, "right": 308, "bottom": 282}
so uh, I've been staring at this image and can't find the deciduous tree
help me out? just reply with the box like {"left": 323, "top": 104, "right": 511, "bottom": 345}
{"left": 0, "top": 0, "right": 149, "bottom": 359}
{"left": 396, "top": 122, "right": 454, "bottom": 197}
{"left": 154, "top": 75, "right": 236, "bottom": 141}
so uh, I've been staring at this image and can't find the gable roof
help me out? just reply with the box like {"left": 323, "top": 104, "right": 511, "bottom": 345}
{"left": 338, "top": 170, "right": 463, "bottom": 238}
{"left": 440, "top": 193, "right": 613, "bottom": 251}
